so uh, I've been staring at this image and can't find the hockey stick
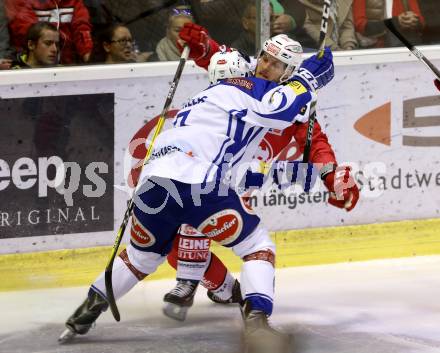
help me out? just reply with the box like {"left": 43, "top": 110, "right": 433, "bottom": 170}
{"left": 384, "top": 18, "right": 440, "bottom": 91}
{"left": 302, "top": 0, "right": 332, "bottom": 164}
{"left": 104, "top": 45, "right": 191, "bottom": 322}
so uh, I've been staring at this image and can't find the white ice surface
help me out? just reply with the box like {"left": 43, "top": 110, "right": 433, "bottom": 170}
{"left": 1, "top": 256, "right": 439, "bottom": 353}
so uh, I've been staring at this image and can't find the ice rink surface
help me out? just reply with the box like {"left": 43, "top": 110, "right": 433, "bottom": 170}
{"left": 1, "top": 255, "right": 440, "bottom": 353}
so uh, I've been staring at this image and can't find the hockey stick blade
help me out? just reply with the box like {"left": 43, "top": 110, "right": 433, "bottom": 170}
{"left": 384, "top": 18, "right": 440, "bottom": 86}
{"left": 104, "top": 45, "right": 191, "bottom": 322}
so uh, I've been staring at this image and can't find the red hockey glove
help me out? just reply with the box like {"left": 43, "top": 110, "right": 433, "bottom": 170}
{"left": 178, "top": 23, "right": 220, "bottom": 68}
{"left": 323, "top": 166, "right": 359, "bottom": 212}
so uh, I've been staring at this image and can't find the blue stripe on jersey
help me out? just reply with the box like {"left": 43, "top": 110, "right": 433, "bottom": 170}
{"left": 231, "top": 126, "right": 263, "bottom": 168}
{"left": 220, "top": 77, "right": 279, "bottom": 102}
{"left": 203, "top": 110, "right": 238, "bottom": 183}
{"left": 273, "top": 88, "right": 288, "bottom": 110}
{"left": 204, "top": 109, "right": 261, "bottom": 182}
{"left": 253, "top": 91, "right": 312, "bottom": 123}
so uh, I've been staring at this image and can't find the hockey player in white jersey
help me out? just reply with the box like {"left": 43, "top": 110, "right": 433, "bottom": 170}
{"left": 60, "top": 45, "right": 335, "bottom": 353}
{"left": 163, "top": 28, "right": 358, "bottom": 325}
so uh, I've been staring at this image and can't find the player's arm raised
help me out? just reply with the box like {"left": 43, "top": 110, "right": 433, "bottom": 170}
{"left": 177, "top": 23, "right": 221, "bottom": 69}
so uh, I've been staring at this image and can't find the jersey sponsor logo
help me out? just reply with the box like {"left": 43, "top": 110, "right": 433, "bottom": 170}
{"left": 226, "top": 78, "right": 254, "bottom": 90}
{"left": 198, "top": 209, "right": 243, "bottom": 245}
{"left": 130, "top": 214, "right": 156, "bottom": 248}
{"left": 287, "top": 81, "right": 307, "bottom": 95}
{"left": 150, "top": 145, "right": 182, "bottom": 161}
{"left": 177, "top": 235, "right": 210, "bottom": 261}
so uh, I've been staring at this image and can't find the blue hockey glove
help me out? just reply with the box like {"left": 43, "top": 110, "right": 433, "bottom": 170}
{"left": 293, "top": 47, "right": 334, "bottom": 91}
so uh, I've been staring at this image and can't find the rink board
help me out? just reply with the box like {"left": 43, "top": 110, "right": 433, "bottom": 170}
{"left": 1, "top": 48, "right": 440, "bottom": 254}
{"left": 1, "top": 47, "right": 440, "bottom": 291}
{"left": 1, "top": 217, "right": 440, "bottom": 291}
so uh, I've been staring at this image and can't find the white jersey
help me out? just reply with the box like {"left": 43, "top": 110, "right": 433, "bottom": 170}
{"left": 141, "top": 76, "right": 315, "bottom": 185}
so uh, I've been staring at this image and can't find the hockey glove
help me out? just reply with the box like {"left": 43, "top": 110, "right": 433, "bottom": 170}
{"left": 435, "top": 79, "right": 440, "bottom": 92}
{"left": 323, "top": 166, "right": 359, "bottom": 212}
{"left": 178, "top": 23, "right": 220, "bottom": 68}
{"left": 295, "top": 46, "right": 334, "bottom": 91}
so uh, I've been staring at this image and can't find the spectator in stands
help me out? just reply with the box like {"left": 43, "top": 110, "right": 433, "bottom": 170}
{"left": 229, "top": 0, "right": 315, "bottom": 56}
{"left": 90, "top": 23, "right": 136, "bottom": 64}
{"left": 388, "top": 0, "right": 424, "bottom": 47}
{"left": 5, "top": 0, "right": 93, "bottom": 65}
{"left": 189, "top": 0, "right": 248, "bottom": 46}
{"left": 353, "top": 0, "right": 425, "bottom": 48}
{"left": 0, "top": 0, "right": 13, "bottom": 69}
{"left": 84, "top": 0, "right": 113, "bottom": 35}
{"left": 419, "top": 0, "right": 440, "bottom": 45}
{"left": 271, "top": 0, "right": 304, "bottom": 37}
{"left": 11, "top": 22, "right": 59, "bottom": 68}
{"left": 230, "top": 0, "right": 266, "bottom": 55}
{"left": 300, "top": 0, "right": 358, "bottom": 50}
{"left": 156, "top": 7, "right": 194, "bottom": 61}
{"left": 102, "top": 0, "right": 181, "bottom": 54}
{"left": 352, "top": 0, "right": 387, "bottom": 48}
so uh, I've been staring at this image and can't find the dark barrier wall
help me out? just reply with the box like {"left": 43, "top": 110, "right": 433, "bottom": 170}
{"left": 0, "top": 93, "right": 114, "bottom": 238}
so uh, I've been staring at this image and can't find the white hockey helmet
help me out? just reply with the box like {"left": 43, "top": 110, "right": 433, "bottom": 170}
{"left": 208, "top": 49, "right": 252, "bottom": 84}
{"left": 259, "top": 34, "right": 303, "bottom": 82}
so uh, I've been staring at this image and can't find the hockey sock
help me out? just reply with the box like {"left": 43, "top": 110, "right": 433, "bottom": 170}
{"left": 241, "top": 259, "right": 274, "bottom": 315}
{"left": 91, "top": 252, "right": 144, "bottom": 301}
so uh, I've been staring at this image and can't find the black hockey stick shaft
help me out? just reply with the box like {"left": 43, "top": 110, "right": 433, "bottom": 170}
{"left": 104, "top": 45, "right": 190, "bottom": 322}
{"left": 302, "top": 0, "right": 332, "bottom": 163}
{"left": 384, "top": 18, "right": 440, "bottom": 81}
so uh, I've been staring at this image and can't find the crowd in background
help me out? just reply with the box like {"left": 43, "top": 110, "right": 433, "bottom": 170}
{"left": 0, "top": 0, "right": 438, "bottom": 70}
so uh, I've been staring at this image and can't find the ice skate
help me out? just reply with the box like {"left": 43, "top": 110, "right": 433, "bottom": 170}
{"left": 241, "top": 300, "right": 292, "bottom": 353}
{"left": 162, "top": 280, "right": 198, "bottom": 321}
{"left": 58, "top": 290, "right": 108, "bottom": 343}
{"left": 207, "top": 279, "right": 242, "bottom": 304}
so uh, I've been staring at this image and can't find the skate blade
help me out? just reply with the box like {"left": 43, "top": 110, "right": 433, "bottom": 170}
{"left": 58, "top": 328, "right": 76, "bottom": 344}
{"left": 162, "top": 302, "right": 188, "bottom": 321}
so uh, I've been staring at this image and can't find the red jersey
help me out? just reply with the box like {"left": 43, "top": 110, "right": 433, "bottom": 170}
{"left": 6, "top": 0, "right": 93, "bottom": 64}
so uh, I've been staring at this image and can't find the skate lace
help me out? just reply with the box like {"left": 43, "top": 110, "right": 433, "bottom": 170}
{"left": 169, "top": 281, "right": 196, "bottom": 297}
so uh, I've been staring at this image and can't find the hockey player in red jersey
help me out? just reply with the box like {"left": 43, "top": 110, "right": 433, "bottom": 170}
{"left": 162, "top": 24, "right": 360, "bottom": 323}
{"left": 5, "top": 0, "right": 93, "bottom": 64}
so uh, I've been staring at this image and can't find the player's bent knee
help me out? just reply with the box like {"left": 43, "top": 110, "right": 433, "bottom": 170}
{"left": 125, "top": 245, "right": 166, "bottom": 277}
{"left": 231, "top": 226, "right": 275, "bottom": 259}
